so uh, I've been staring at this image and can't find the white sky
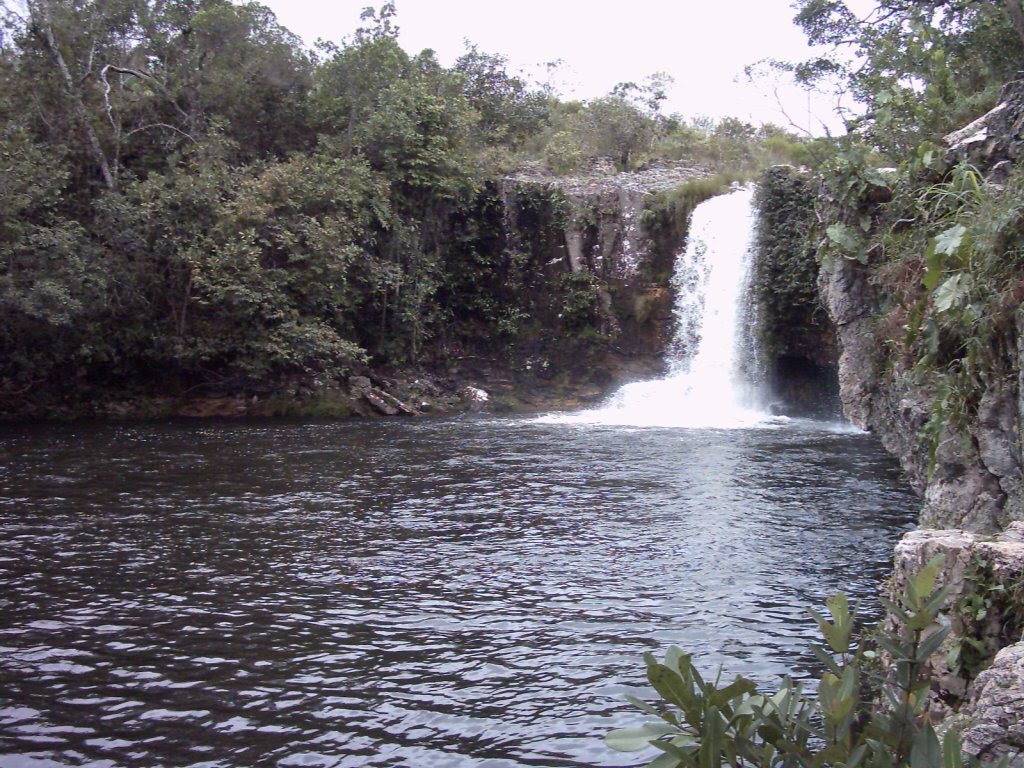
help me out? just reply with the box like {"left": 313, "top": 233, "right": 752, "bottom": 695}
{"left": 263, "top": 0, "right": 857, "bottom": 135}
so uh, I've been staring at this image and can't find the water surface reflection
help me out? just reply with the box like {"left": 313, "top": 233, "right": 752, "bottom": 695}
{"left": 0, "top": 417, "right": 915, "bottom": 767}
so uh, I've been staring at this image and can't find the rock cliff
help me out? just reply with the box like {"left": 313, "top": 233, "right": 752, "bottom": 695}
{"left": 817, "top": 82, "right": 1024, "bottom": 533}
{"left": 753, "top": 167, "right": 840, "bottom": 416}
{"left": 811, "top": 80, "right": 1024, "bottom": 760}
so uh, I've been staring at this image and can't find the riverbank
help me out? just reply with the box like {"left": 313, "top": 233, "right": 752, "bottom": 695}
{"left": 0, "top": 346, "right": 664, "bottom": 422}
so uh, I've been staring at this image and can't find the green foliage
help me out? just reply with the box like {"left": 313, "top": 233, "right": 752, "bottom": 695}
{"left": 0, "top": 128, "right": 101, "bottom": 394}
{"left": 581, "top": 95, "right": 657, "bottom": 171}
{"left": 753, "top": 167, "right": 828, "bottom": 363}
{"left": 557, "top": 271, "right": 605, "bottom": 333}
{"left": 0, "top": 0, "right": 854, "bottom": 411}
{"left": 888, "top": 162, "right": 1024, "bottom": 465}
{"left": 947, "top": 555, "right": 1024, "bottom": 679}
{"left": 790, "top": 0, "right": 1024, "bottom": 158}
{"left": 454, "top": 43, "right": 548, "bottom": 149}
{"left": 815, "top": 145, "right": 892, "bottom": 267}
{"left": 543, "top": 129, "right": 588, "bottom": 174}
{"left": 607, "top": 558, "right": 1007, "bottom": 768}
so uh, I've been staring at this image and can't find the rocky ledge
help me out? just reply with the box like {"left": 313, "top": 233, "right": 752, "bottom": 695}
{"left": 504, "top": 158, "right": 709, "bottom": 196}
{"left": 958, "top": 643, "right": 1024, "bottom": 767}
{"left": 888, "top": 525, "right": 1024, "bottom": 765}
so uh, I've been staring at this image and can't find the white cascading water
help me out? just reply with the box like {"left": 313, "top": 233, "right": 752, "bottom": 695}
{"left": 543, "top": 186, "right": 771, "bottom": 429}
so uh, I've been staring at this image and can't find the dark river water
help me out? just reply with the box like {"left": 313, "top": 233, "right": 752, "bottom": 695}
{"left": 0, "top": 415, "right": 916, "bottom": 768}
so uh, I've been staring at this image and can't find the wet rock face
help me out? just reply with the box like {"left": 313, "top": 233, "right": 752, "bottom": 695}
{"left": 817, "top": 242, "right": 1024, "bottom": 533}
{"left": 816, "top": 256, "right": 876, "bottom": 430}
{"left": 753, "top": 167, "right": 840, "bottom": 416}
{"left": 820, "top": 297, "right": 1023, "bottom": 531}
{"left": 503, "top": 162, "right": 708, "bottom": 281}
{"left": 500, "top": 164, "right": 712, "bottom": 360}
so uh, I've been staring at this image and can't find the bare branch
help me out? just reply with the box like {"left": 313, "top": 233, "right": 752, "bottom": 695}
{"left": 125, "top": 122, "right": 196, "bottom": 143}
{"left": 28, "top": 0, "right": 116, "bottom": 189}
{"left": 100, "top": 62, "right": 190, "bottom": 122}
{"left": 770, "top": 84, "right": 817, "bottom": 140}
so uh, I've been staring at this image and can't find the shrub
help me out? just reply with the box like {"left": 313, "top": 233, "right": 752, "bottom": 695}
{"left": 607, "top": 557, "right": 1007, "bottom": 767}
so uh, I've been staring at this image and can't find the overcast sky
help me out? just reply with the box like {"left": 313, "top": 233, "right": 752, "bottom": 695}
{"left": 263, "top": 0, "right": 859, "bottom": 135}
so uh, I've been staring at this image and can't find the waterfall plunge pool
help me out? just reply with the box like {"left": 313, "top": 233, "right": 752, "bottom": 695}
{"left": 0, "top": 416, "right": 915, "bottom": 767}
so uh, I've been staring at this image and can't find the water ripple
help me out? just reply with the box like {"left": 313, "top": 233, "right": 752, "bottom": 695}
{"left": 0, "top": 417, "right": 916, "bottom": 766}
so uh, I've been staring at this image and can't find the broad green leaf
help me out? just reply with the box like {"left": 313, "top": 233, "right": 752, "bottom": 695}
{"left": 648, "top": 752, "right": 682, "bottom": 768}
{"left": 923, "top": 239, "right": 944, "bottom": 291}
{"left": 910, "top": 724, "right": 941, "bottom": 768}
{"left": 943, "top": 729, "right": 963, "bottom": 768}
{"left": 933, "top": 224, "right": 967, "bottom": 257}
{"left": 878, "top": 596, "right": 910, "bottom": 624}
{"left": 625, "top": 694, "right": 674, "bottom": 722}
{"left": 699, "top": 706, "right": 724, "bottom": 768}
{"left": 664, "top": 646, "right": 689, "bottom": 674}
{"left": 916, "top": 625, "right": 950, "bottom": 662}
{"left": 647, "top": 665, "right": 690, "bottom": 710}
{"left": 606, "top": 722, "right": 678, "bottom": 752}
{"left": 933, "top": 273, "right": 970, "bottom": 313}
{"left": 947, "top": 642, "right": 962, "bottom": 673}
{"left": 710, "top": 677, "right": 757, "bottom": 709}
{"left": 811, "top": 644, "right": 843, "bottom": 676}
{"left": 826, "top": 222, "right": 863, "bottom": 255}
{"left": 913, "top": 556, "right": 946, "bottom": 598}
{"left": 650, "top": 738, "right": 697, "bottom": 759}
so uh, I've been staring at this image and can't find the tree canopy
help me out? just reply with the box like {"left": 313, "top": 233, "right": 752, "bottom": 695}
{"left": 0, "top": 0, "right": 820, "bottom": 409}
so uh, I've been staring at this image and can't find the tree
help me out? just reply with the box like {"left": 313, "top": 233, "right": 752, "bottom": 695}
{"left": 791, "top": 0, "right": 1024, "bottom": 154}
{"left": 0, "top": 128, "right": 103, "bottom": 396}
{"left": 581, "top": 95, "right": 654, "bottom": 170}
{"left": 454, "top": 42, "right": 547, "bottom": 148}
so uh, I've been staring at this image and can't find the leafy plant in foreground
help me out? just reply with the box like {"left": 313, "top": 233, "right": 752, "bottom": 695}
{"left": 607, "top": 557, "right": 1006, "bottom": 767}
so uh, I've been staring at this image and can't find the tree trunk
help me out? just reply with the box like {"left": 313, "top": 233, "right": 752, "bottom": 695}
{"left": 1006, "top": 0, "right": 1024, "bottom": 49}
{"left": 30, "top": 0, "right": 116, "bottom": 190}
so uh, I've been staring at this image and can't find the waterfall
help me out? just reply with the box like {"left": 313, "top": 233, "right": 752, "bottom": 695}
{"left": 543, "top": 186, "right": 771, "bottom": 429}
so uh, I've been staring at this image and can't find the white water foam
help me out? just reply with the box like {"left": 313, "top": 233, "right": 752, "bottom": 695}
{"left": 541, "top": 186, "right": 776, "bottom": 429}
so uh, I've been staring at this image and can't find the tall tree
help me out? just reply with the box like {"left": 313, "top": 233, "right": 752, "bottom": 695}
{"left": 791, "top": 0, "right": 1024, "bottom": 153}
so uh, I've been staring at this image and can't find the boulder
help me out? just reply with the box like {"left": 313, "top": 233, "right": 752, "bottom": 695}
{"left": 944, "top": 79, "right": 1024, "bottom": 173}
{"left": 460, "top": 386, "right": 490, "bottom": 412}
{"left": 958, "top": 642, "right": 1024, "bottom": 767}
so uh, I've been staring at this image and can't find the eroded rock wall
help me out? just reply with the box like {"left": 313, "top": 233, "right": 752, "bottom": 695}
{"left": 816, "top": 163, "right": 1024, "bottom": 532}
{"left": 753, "top": 167, "right": 840, "bottom": 417}
{"left": 889, "top": 526, "right": 1024, "bottom": 766}
{"left": 499, "top": 163, "right": 717, "bottom": 362}
{"left": 810, "top": 80, "right": 1024, "bottom": 761}
{"left": 818, "top": 255, "right": 1022, "bottom": 531}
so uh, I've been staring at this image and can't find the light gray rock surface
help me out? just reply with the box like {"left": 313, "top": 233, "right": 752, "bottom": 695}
{"left": 890, "top": 525, "right": 1024, "bottom": 713}
{"left": 958, "top": 642, "right": 1024, "bottom": 767}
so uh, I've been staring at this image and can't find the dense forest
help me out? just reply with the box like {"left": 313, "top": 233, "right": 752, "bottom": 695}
{"left": 4, "top": 0, "right": 1024, "bottom": 420}
{"left": 0, "top": 0, "right": 816, "bottom": 415}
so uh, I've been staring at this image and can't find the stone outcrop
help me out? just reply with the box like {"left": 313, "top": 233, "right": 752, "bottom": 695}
{"left": 500, "top": 162, "right": 716, "bottom": 362}
{"left": 506, "top": 161, "right": 707, "bottom": 280}
{"left": 814, "top": 78, "right": 1024, "bottom": 532}
{"left": 958, "top": 643, "right": 1024, "bottom": 767}
{"left": 889, "top": 525, "right": 1024, "bottom": 714}
{"left": 348, "top": 375, "right": 419, "bottom": 417}
{"left": 944, "top": 79, "right": 1024, "bottom": 175}
{"left": 811, "top": 80, "right": 1024, "bottom": 760}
